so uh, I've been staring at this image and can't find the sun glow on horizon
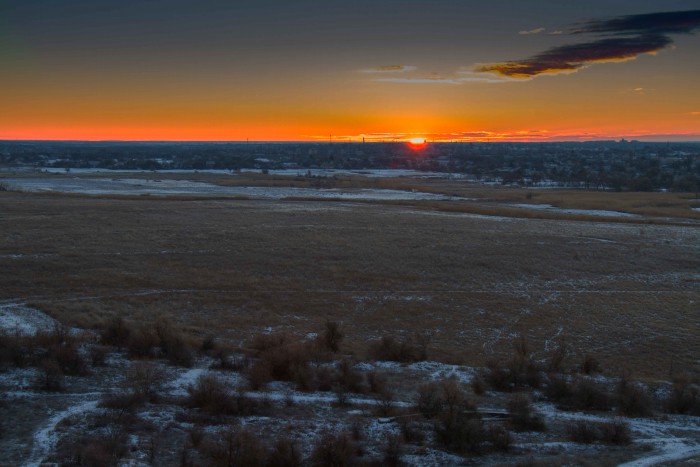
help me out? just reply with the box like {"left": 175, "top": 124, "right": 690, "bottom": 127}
{"left": 408, "top": 137, "right": 427, "bottom": 146}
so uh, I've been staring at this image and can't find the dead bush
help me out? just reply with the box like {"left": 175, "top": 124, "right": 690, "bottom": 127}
{"left": 566, "top": 420, "right": 630, "bottom": 445}
{"left": 322, "top": 320, "right": 343, "bottom": 353}
{"left": 569, "top": 377, "right": 613, "bottom": 411}
{"left": 0, "top": 331, "right": 30, "bottom": 369}
{"left": 416, "top": 377, "right": 472, "bottom": 420}
{"left": 508, "top": 394, "right": 546, "bottom": 432}
{"left": 127, "top": 326, "right": 159, "bottom": 359}
{"left": 247, "top": 360, "right": 273, "bottom": 390}
{"left": 55, "top": 428, "right": 128, "bottom": 467}
{"left": 617, "top": 379, "right": 654, "bottom": 417}
{"left": 267, "top": 436, "right": 302, "bottom": 467}
{"left": 99, "top": 316, "right": 131, "bottom": 349}
{"left": 471, "top": 373, "right": 487, "bottom": 396}
{"left": 90, "top": 345, "right": 109, "bottom": 367}
{"left": 544, "top": 374, "right": 572, "bottom": 403}
{"left": 125, "top": 361, "right": 167, "bottom": 401}
{"left": 665, "top": 375, "right": 700, "bottom": 415}
{"left": 367, "top": 371, "right": 388, "bottom": 395}
{"left": 581, "top": 354, "right": 601, "bottom": 375}
{"left": 99, "top": 391, "right": 146, "bottom": 414}
{"left": 310, "top": 431, "right": 357, "bottom": 467}
{"left": 399, "top": 419, "right": 425, "bottom": 444}
{"left": 35, "top": 359, "right": 64, "bottom": 391}
{"left": 336, "top": 359, "right": 364, "bottom": 394}
{"left": 155, "top": 321, "right": 193, "bottom": 367}
{"left": 185, "top": 373, "right": 233, "bottom": 415}
{"left": 383, "top": 434, "right": 405, "bottom": 467}
{"left": 246, "top": 332, "right": 318, "bottom": 391}
{"left": 203, "top": 426, "right": 268, "bottom": 467}
{"left": 185, "top": 373, "right": 263, "bottom": 417}
{"left": 434, "top": 412, "right": 485, "bottom": 454}
{"left": 367, "top": 333, "right": 429, "bottom": 363}
{"left": 485, "top": 424, "right": 511, "bottom": 452}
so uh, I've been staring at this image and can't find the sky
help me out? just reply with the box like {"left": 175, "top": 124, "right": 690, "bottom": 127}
{"left": 1, "top": 0, "right": 699, "bottom": 142}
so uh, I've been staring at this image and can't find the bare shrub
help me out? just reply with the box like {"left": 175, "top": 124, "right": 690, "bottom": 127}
{"left": 188, "top": 425, "right": 205, "bottom": 448}
{"left": 322, "top": 320, "right": 343, "bottom": 353}
{"left": 125, "top": 361, "right": 167, "bottom": 401}
{"left": 367, "top": 370, "right": 388, "bottom": 395}
{"left": 569, "top": 377, "right": 613, "bottom": 411}
{"left": 566, "top": 420, "right": 630, "bottom": 445}
{"left": 435, "top": 412, "right": 484, "bottom": 454}
{"left": 155, "top": 321, "right": 193, "bottom": 367}
{"left": 399, "top": 419, "right": 425, "bottom": 444}
{"left": 544, "top": 374, "right": 572, "bottom": 403}
{"left": 127, "top": 326, "right": 159, "bottom": 359}
{"left": 484, "top": 338, "right": 543, "bottom": 391}
{"left": 383, "top": 434, "right": 405, "bottom": 467}
{"left": 416, "top": 377, "right": 472, "bottom": 420}
{"left": 471, "top": 373, "right": 487, "bottom": 396}
{"left": 99, "top": 316, "right": 131, "bottom": 349}
{"left": 581, "top": 354, "right": 601, "bottom": 375}
{"left": 336, "top": 359, "right": 364, "bottom": 394}
{"left": 185, "top": 373, "right": 263, "bottom": 417}
{"left": 508, "top": 394, "right": 546, "bottom": 432}
{"left": 665, "top": 375, "right": 700, "bottom": 415}
{"left": 57, "top": 428, "right": 128, "bottom": 467}
{"left": 0, "top": 331, "right": 30, "bottom": 369}
{"left": 35, "top": 359, "right": 64, "bottom": 391}
{"left": 99, "top": 391, "right": 145, "bottom": 414}
{"left": 268, "top": 436, "right": 302, "bottom": 467}
{"left": 185, "top": 373, "right": 233, "bottom": 415}
{"left": 247, "top": 360, "right": 273, "bottom": 390}
{"left": 90, "top": 345, "right": 109, "bottom": 367}
{"left": 367, "top": 334, "right": 429, "bottom": 363}
{"left": 203, "top": 426, "right": 268, "bottom": 467}
{"left": 247, "top": 333, "right": 317, "bottom": 391}
{"left": 617, "top": 379, "right": 654, "bottom": 417}
{"left": 416, "top": 381, "right": 444, "bottom": 419}
{"left": 485, "top": 424, "right": 511, "bottom": 452}
{"left": 310, "top": 431, "right": 356, "bottom": 467}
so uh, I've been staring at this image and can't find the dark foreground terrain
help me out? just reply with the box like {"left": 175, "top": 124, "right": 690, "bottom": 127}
{"left": 1, "top": 173, "right": 699, "bottom": 465}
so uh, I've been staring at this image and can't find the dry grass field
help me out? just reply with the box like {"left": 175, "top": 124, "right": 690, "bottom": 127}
{"left": 2, "top": 173, "right": 699, "bottom": 380}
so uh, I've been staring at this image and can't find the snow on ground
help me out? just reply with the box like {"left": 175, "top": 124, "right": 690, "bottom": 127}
{"left": 2, "top": 177, "right": 458, "bottom": 201}
{"left": 25, "top": 398, "right": 100, "bottom": 467}
{"left": 535, "top": 402, "right": 700, "bottom": 466}
{"left": 511, "top": 203, "right": 640, "bottom": 218}
{"left": 0, "top": 302, "right": 58, "bottom": 334}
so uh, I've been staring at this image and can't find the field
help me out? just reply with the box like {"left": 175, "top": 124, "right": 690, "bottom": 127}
{"left": 1, "top": 172, "right": 699, "bottom": 465}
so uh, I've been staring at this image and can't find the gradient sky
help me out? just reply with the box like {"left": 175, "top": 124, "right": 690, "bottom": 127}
{"left": 2, "top": 0, "right": 699, "bottom": 141}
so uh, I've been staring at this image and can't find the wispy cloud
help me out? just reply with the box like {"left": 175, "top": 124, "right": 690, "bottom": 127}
{"left": 571, "top": 10, "right": 700, "bottom": 35}
{"left": 477, "top": 33, "right": 672, "bottom": 78}
{"left": 362, "top": 65, "right": 416, "bottom": 73}
{"left": 691, "top": 111, "right": 700, "bottom": 116}
{"left": 476, "top": 10, "right": 700, "bottom": 79}
{"left": 519, "top": 27, "right": 545, "bottom": 35}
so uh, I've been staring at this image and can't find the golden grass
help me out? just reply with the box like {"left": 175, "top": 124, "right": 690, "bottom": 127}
{"left": 1, "top": 187, "right": 699, "bottom": 380}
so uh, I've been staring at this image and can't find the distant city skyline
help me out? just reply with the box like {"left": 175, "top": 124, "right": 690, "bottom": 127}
{"left": 2, "top": 1, "right": 699, "bottom": 142}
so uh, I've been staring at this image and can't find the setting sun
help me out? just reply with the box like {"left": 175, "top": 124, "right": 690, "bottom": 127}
{"left": 408, "top": 137, "right": 427, "bottom": 146}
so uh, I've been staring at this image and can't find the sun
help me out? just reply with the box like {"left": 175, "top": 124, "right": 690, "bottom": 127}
{"left": 408, "top": 137, "right": 427, "bottom": 146}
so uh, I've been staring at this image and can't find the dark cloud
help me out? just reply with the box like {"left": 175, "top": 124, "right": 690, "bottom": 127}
{"left": 477, "top": 34, "right": 672, "bottom": 78}
{"left": 571, "top": 10, "right": 700, "bottom": 35}
{"left": 477, "top": 10, "right": 699, "bottom": 79}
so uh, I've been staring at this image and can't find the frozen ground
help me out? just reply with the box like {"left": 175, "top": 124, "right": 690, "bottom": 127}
{"left": 1, "top": 177, "right": 457, "bottom": 200}
{"left": 511, "top": 203, "right": 640, "bottom": 218}
{"left": 2, "top": 303, "right": 700, "bottom": 465}
{"left": 10, "top": 167, "right": 468, "bottom": 179}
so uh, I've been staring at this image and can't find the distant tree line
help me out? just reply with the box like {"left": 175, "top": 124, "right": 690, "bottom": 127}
{"left": 1, "top": 140, "right": 699, "bottom": 192}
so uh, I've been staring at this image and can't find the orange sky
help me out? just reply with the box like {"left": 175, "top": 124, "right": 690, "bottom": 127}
{"left": 1, "top": 1, "right": 699, "bottom": 142}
